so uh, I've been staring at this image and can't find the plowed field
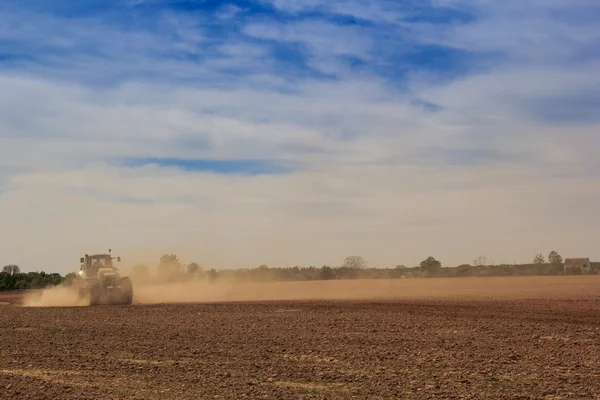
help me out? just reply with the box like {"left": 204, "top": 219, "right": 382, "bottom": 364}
{"left": 1, "top": 277, "right": 600, "bottom": 399}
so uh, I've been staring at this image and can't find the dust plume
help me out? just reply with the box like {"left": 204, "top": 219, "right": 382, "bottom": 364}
{"left": 132, "top": 275, "right": 600, "bottom": 304}
{"left": 19, "top": 276, "right": 600, "bottom": 307}
{"left": 21, "top": 284, "right": 89, "bottom": 307}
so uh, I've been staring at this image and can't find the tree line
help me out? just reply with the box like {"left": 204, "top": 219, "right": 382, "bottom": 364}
{"left": 0, "top": 265, "right": 63, "bottom": 291}
{"left": 129, "top": 251, "right": 598, "bottom": 284}
{"left": 2, "top": 250, "right": 597, "bottom": 291}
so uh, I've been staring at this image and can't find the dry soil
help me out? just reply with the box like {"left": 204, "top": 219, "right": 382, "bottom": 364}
{"left": 1, "top": 277, "right": 600, "bottom": 399}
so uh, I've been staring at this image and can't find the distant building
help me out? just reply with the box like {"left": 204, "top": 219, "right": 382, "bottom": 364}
{"left": 564, "top": 258, "right": 592, "bottom": 274}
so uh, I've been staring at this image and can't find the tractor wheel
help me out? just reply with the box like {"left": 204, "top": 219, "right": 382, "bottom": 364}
{"left": 88, "top": 281, "right": 102, "bottom": 306}
{"left": 120, "top": 277, "right": 133, "bottom": 305}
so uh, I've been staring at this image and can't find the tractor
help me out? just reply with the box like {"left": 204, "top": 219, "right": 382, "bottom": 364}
{"left": 72, "top": 249, "right": 133, "bottom": 305}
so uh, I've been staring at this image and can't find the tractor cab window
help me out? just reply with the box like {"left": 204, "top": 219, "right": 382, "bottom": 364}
{"left": 91, "top": 259, "right": 107, "bottom": 270}
{"left": 86, "top": 258, "right": 107, "bottom": 276}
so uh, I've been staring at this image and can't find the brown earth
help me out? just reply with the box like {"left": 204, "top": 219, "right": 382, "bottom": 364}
{"left": 0, "top": 290, "right": 30, "bottom": 305}
{"left": 1, "top": 277, "right": 600, "bottom": 399}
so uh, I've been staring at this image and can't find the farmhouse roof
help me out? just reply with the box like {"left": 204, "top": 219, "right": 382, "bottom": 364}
{"left": 564, "top": 257, "right": 590, "bottom": 264}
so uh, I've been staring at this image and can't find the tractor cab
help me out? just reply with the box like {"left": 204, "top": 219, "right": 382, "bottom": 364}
{"left": 79, "top": 249, "right": 121, "bottom": 279}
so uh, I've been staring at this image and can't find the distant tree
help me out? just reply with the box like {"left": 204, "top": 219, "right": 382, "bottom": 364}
{"left": 473, "top": 256, "right": 488, "bottom": 267}
{"left": 157, "top": 254, "right": 182, "bottom": 279}
{"left": 63, "top": 272, "right": 77, "bottom": 285}
{"left": 391, "top": 265, "right": 409, "bottom": 278}
{"left": 548, "top": 251, "right": 563, "bottom": 264}
{"left": 456, "top": 264, "right": 473, "bottom": 277}
{"left": 159, "top": 254, "right": 179, "bottom": 266}
{"left": 206, "top": 268, "right": 218, "bottom": 282}
{"left": 253, "top": 265, "right": 272, "bottom": 281}
{"left": 186, "top": 262, "right": 202, "bottom": 275}
{"left": 319, "top": 265, "right": 335, "bottom": 280}
{"left": 533, "top": 253, "right": 545, "bottom": 264}
{"left": 420, "top": 256, "right": 442, "bottom": 275}
{"left": 342, "top": 256, "right": 368, "bottom": 269}
{"left": 2, "top": 265, "right": 20, "bottom": 275}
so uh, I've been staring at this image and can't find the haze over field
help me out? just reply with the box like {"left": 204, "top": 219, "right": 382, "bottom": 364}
{"left": 18, "top": 276, "right": 600, "bottom": 307}
{"left": 1, "top": 1, "right": 599, "bottom": 273}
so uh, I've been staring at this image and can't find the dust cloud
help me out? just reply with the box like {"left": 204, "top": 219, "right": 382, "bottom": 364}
{"left": 21, "top": 285, "right": 89, "bottom": 307}
{"left": 18, "top": 276, "right": 600, "bottom": 307}
{"left": 132, "top": 275, "right": 600, "bottom": 304}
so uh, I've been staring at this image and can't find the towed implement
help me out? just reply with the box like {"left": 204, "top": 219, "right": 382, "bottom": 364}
{"left": 72, "top": 249, "right": 133, "bottom": 305}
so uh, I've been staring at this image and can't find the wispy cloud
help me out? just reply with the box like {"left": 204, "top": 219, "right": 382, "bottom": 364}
{"left": 1, "top": 0, "right": 599, "bottom": 271}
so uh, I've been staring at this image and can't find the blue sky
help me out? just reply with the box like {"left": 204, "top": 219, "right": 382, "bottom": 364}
{"left": 1, "top": 0, "right": 600, "bottom": 271}
{"left": 0, "top": 0, "right": 486, "bottom": 97}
